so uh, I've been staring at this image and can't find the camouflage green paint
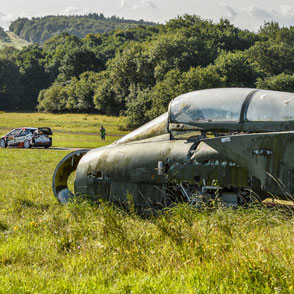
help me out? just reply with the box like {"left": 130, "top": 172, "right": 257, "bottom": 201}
{"left": 53, "top": 88, "right": 294, "bottom": 206}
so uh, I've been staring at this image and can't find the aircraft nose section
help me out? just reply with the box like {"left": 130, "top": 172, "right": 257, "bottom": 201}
{"left": 52, "top": 149, "right": 89, "bottom": 203}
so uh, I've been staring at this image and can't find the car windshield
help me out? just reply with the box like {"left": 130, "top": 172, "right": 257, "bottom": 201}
{"left": 247, "top": 90, "right": 294, "bottom": 121}
{"left": 169, "top": 88, "right": 255, "bottom": 124}
{"left": 116, "top": 112, "right": 168, "bottom": 144}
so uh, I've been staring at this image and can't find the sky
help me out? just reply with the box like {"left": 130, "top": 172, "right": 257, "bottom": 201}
{"left": 1, "top": 0, "right": 294, "bottom": 32}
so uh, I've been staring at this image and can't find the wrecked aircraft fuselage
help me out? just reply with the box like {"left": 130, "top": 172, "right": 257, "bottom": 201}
{"left": 53, "top": 88, "right": 294, "bottom": 207}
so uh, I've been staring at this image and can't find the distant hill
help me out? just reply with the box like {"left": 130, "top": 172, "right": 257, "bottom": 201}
{"left": 0, "top": 30, "right": 30, "bottom": 49}
{"left": 9, "top": 14, "right": 157, "bottom": 44}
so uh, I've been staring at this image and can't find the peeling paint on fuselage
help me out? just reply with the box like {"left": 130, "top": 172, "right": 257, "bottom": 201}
{"left": 53, "top": 88, "right": 294, "bottom": 207}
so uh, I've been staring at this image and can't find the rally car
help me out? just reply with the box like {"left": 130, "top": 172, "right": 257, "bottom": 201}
{"left": 0, "top": 127, "right": 53, "bottom": 149}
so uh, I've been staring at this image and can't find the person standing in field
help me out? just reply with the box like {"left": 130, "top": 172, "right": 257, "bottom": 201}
{"left": 100, "top": 125, "right": 106, "bottom": 140}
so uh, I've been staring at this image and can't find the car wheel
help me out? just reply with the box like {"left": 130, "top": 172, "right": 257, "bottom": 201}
{"left": 23, "top": 140, "right": 31, "bottom": 149}
{"left": 0, "top": 139, "right": 6, "bottom": 148}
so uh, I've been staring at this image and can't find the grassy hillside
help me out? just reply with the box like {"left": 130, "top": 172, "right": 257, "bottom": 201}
{"left": 0, "top": 32, "right": 30, "bottom": 49}
{"left": 0, "top": 147, "right": 293, "bottom": 293}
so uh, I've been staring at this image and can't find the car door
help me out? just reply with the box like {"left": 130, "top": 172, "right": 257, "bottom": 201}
{"left": 18, "top": 129, "right": 34, "bottom": 145}
{"left": 12, "top": 129, "right": 23, "bottom": 146}
{"left": 15, "top": 129, "right": 28, "bottom": 145}
{"left": 7, "top": 129, "right": 21, "bottom": 146}
{"left": 6, "top": 131, "right": 14, "bottom": 145}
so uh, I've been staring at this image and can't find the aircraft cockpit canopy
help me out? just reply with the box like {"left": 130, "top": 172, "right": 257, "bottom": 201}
{"left": 247, "top": 90, "right": 294, "bottom": 122}
{"left": 116, "top": 88, "right": 294, "bottom": 144}
{"left": 168, "top": 88, "right": 294, "bottom": 135}
{"left": 169, "top": 88, "right": 252, "bottom": 123}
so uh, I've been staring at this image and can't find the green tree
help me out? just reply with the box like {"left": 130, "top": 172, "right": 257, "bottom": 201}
{"left": 0, "top": 57, "right": 22, "bottom": 110}
{"left": 38, "top": 71, "right": 101, "bottom": 113}
{"left": 165, "top": 15, "right": 258, "bottom": 54}
{"left": 214, "top": 51, "right": 260, "bottom": 88}
{"left": 16, "top": 44, "right": 50, "bottom": 109}
{"left": 43, "top": 33, "right": 83, "bottom": 82}
{"left": 37, "top": 84, "right": 66, "bottom": 112}
{"left": 256, "top": 73, "right": 294, "bottom": 92}
{"left": 125, "top": 84, "right": 152, "bottom": 128}
{"left": 93, "top": 72, "right": 119, "bottom": 115}
{"left": 147, "top": 32, "right": 209, "bottom": 81}
{"left": 58, "top": 48, "right": 103, "bottom": 81}
{"left": 9, "top": 17, "right": 30, "bottom": 35}
{"left": 146, "top": 66, "right": 224, "bottom": 120}
{"left": 179, "top": 65, "right": 225, "bottom": 93}
{"left": 258, "top": 21, "right": 294, "bottom": 44}
{"left": 247, "top": 40, "right": 294, "bottom": 76}
{"left": 107, "top": 42, "right": 152, "bottom": 110}
{"left": 9, "top": 14, "right": 156, "bottom": 44}
{"left": 146, "top": 69, "right": 183, "bottom": 118}
{"left": 73, "top": 72, "right": 98, "bottom": 111}
{"left": 0, "top": 27, "right": 10, "bottom": 42}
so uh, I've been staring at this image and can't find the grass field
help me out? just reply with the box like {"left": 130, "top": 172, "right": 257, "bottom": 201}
{"left": 0, "top": 112, "right": 128, "bottom": 148}
{"left": 0, "top": 113, "right": 294, "bottom": 293}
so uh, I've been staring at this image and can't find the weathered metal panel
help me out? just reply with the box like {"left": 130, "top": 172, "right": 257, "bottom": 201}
{"left": 204, "top": 131, "right": 294, "bottom": 197}
{"left": 109, "top": 181, "right": 165, "bottom": 207}
{"left": 74, "top": 137, "right": 193, "bottom": 204}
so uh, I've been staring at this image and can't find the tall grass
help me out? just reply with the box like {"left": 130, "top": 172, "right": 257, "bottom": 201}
{"left": 0, "top": 112, "right": 294, "bottom": 293}
{"left": 0, "top": 149, "right": 294, "bottom": 293}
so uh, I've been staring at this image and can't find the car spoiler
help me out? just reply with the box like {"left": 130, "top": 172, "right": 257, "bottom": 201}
{"left": 37, "top": 127, "right": 53, "bottom": 135}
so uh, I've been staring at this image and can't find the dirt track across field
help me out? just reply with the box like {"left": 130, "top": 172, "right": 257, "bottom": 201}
{"left": 53, "top": 129, "right": 122, "bottom": 137}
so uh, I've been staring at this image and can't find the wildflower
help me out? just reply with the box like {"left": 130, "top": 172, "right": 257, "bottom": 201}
{"left": 30, "top": 221, "right": 38, "bottom": 227}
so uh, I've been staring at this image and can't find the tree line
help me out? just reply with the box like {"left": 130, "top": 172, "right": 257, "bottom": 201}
{"left": 9, "top": 14, "right": 156, "bottom": 44}
{"left": 0, "top": 27, "right": 10, "bottom": 42}
{"left": 1, "top": 15, "right": 294, "bottom": 128}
